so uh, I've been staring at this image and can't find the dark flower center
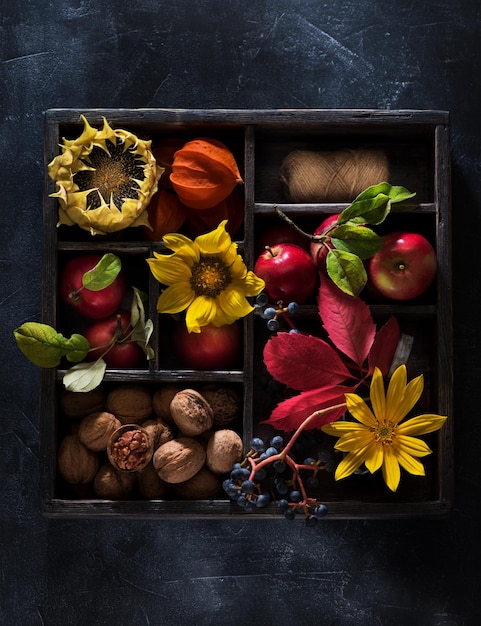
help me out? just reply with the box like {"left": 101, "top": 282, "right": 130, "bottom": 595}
{"left": 190, "top": 256, "right": 231, "bottom": 298}
{"left": 74, "top": 140, "right": 144, "bottom": 210}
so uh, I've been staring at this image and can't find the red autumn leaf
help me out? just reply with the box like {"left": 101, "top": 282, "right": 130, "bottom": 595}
{"left": 261, "top": 384, "right": 353, "bottom": 432}
{"left": 263, "top": 332, "right": 352, "bottom": 392}
{"left": 318, "top": 278, "right": 376, "bottom": 369}
{"left": 367, "top": 315, "right": 400, "bottom": 375}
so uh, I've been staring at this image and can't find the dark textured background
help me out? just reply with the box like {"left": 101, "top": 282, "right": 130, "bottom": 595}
{"left": 1, "top": 1, "right": 480, "bottom": 624}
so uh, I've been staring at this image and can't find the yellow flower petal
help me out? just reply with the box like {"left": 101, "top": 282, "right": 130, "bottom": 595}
{"left": 162, "top": 232, "right": 195, "bottom": 252}
{"left": 390, "top": 374, "right": 424, "bottom": 425}
{"left": 395, "top": 448, "right": 426, "bottom": 476}
{"left": 333, "top": 430, "right": 374, "bottom": 452}
{"left": 370, "top": 367, "right": 386, "bottom": 422}
{"left": 147, "top": 255, "right": 192, "bottom": 286}
{"left": 394, "top": 434, "right": 432, "bottom": 457}
{"left": 334, "top": 446, "right": 371, "bottom": 481}
{"left": 186, "top": 296, "right": 217, "bottom": 333}
{"left": 398, "top": 414, "right": 447, "bottom": 436}
{"left": 156, "top": 283, "right": 194, "bottom": 314}
{"left": 382, "top": 446, "right": 401, "bottom": 492}
{"left": 364, "top": 442, "right": 384, "bottom": 474}
{"left": 238, "top": 271, "right": 265, "bottom": 297}
{"left": 322, "top": 421, "right": 366, "bottom": 436}
{"left": 217, "top": 287, "right": 254, "bottom": 321}
{"left": 196, "top": 220, "right": 231, "bottom": 255}
{"left": 345, "top": 393, "right": 377, "bottom": 428}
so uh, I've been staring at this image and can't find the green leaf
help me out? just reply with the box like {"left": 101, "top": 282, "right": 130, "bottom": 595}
{"left": 330, "top": 225, "right": 384, "bottom": 260}
{"left": 338, "top": 183, "right": 416, "bottom": 227}
{"left": 82, "top": 253, "right": 122, "bottom": 291}
{"left": 130, "top": 287, "right": 155, "bottom": 360}
{"left": 63, "top": 360, "right": 107, "bottom": 393}
{"left": 326, "top": 249, "right": 367, "bottom": 297}
{"left": 13, "top": 322, "right": 90, "bottom": 368}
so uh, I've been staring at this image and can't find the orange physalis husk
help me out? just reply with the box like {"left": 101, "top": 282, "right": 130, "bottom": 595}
{"left": 154, "top": 138, "right": 186, "bottom": 190}
{"left": 170, "top": 138, "right": 243, "bottom": 210}
{"left": 143, "top": 189, "right": 188, "bottom": 241}
{"left": 185, "top": 190, "right": 244, "bottom": 238}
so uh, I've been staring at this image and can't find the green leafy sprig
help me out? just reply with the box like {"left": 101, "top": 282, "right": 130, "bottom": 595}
{"left": 276, "top": 182, "right": 416, "bottom": 297}
{"left": 13, "top": 254, "right": 154, "bottom": 393}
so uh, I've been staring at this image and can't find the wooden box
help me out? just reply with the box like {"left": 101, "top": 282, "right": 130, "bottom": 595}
{"left": 39, "top": 109, "right": 452, "bottom": 518}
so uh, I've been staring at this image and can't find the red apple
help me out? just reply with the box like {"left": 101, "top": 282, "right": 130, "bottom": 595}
{"left": 172, "top": 321, "right": 242, "bottom": 370}
{"left": 60, "top": 254, "right": 126, "bottom": 319}
{"left": 254, "top": 243, "right": 318, "bottom": 304}
{"left": 366, "top": 231, "right": 437, "bottom": 300}
{"left": 83, "top": 310, "right": 144, "bottom": 368}
{"left": 256, "top": 223, "right": 309, "bottom": 256}
{"left": 310, "top": 214, "right": 340, "bottom": 270}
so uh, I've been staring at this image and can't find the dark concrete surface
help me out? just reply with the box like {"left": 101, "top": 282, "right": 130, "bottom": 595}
{"left": 1, "top": 1, "right": 479, "bottom": 624}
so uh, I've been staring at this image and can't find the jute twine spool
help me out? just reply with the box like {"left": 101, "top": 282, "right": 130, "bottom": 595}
{"left": 279, "top": 148, "right": 389, "bottom": 203}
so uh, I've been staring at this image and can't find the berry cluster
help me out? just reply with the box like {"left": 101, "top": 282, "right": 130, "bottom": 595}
{"left": 223, "top": 433, "right": 330, "bottom": 526}
{"left": 255, "top": 293, "right": 300, "bottom": 333}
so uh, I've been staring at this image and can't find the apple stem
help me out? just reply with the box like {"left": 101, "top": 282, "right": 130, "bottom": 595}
{"left": 274, "top": 206, "right": 325, "bottom": 242}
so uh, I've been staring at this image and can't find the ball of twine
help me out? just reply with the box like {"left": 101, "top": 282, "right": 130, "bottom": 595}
{"left": 279, "top": 148, "right": 389, "bottom": 203}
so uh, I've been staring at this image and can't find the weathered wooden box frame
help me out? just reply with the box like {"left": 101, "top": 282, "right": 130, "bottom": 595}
{"left": 39, "top": 109, "right": 453, "bottom": 519}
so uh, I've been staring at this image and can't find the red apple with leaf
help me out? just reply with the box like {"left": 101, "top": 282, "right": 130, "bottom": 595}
{"left": 309, "top": 214, "right": 340, "bottom": 270}
{"left": 172, "top": 321, "right": 242, "bottom": 370}
{"left": 60, "top": 254, "right": 126, "bottom": 319}
{"left": 367, "top": 231, "right": 437, "bottom": 300}
{"left": 83, "top": 309, "right": 145, "bottom": 368}
{"left": 254, "top": 243, "right": 318, "bottom": 304}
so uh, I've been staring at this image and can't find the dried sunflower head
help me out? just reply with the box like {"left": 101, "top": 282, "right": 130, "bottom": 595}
{"left": 48, "top": 115, "right": 162, "bottom": 235}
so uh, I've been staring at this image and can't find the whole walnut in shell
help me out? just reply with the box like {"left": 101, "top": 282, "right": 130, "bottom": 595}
{"left": 152, "top": 384, "right": 182, "bottom": 424}
{"left": 137, "top": 462, "right": 172, "bottom": 499}
{"left": 57, "top": 434, "right": 99, "bottom": 484}
{"left": 60, "top": 387, "right": 106, "bottom": 419}
{"left": 142, "top": 417, "right": 174, "bottom": 449}
{"left": 78, "top": 411, "right": 121, "bottom": 451}
{"left": 153, "top": 437, "right": 205, "bottom": 483}
{"left": 105, "top": 384, "right": 152, "bottom": 424}
{"left": 173, "top": 467, "right": 222, "bottom": 500}
{"left": 170, "top": 389, "right": 214, "bottom": 436}
{"left": 93, "top": 463, "right": 136, "bottom": 499}
{"left": 202, "top": 385, "right": 241, "bottom": 426}
{"left": 206, "top": 429, "right": 243, "bottom": 474}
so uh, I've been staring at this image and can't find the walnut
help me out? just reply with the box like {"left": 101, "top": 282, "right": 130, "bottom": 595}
{"left": 170, "top": 389, "right": 214, "bottom": 436}
{"left": 59, "top": 387, "right": 106, "bottom": 419}
{"left": 202, "top": 385, "right": 241, "bottom": 427}
{"left": 107, "top": 425, "right": 154, "bottom": 472}
{"left": 206, "top": 429, "right": 243, "bottom": 474}
{"left": 173, "top": 467, "right": 222, "bottom": 500}
{"left": 137, "top": 462, "right": 172, "bottom": 499}
{"left": 142, "top": 417, "right": 175, "bottom": 450}
{"left": 153, "top": 437, "right": 206, "bottom": 483}
{"left": 57, "top": 434, "right": 99, "bottom": 484}
{"left": 78, "top": 411, "right": 121, "bottom": 451}
{"left": 152, "top": 384, "right": 182, "bottom": 424}
{"left": 105, "top": 384, "right": 152, "bottom": 424}
{"left": 93, "top": 463, "right": 136, "bottom": 499}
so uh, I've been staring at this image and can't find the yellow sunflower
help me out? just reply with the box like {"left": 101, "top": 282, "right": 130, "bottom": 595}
{"left": 48, "top": 115, "right": 161, "bottom": 235}
{"left": 321, "top": 365, "right": 447, "bottom": 491}
{"left": 147, "top": 220, "right": 265, "bottom": 333}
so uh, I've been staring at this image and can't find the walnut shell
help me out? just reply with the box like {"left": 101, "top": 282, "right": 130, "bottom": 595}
{"left": 105, "top": 384, "right": 152, "bottom": 424}
{"left": 173, "top": 467, "right": 222, "bottom": 500}
{"left": 206, "top": 429, "right": 243, "bottom": 474}
{"left": 57, "top": 434, "right": 99, "bottom": 484}
{"left": 59, "top": 388, "right": 106, "bottom": 419}
{"left": 137, "top": 462, "right": 172, "bottom": 499}
{"left": 78, "top": 411, "right": 121, "bottom": 451}
{"left": 170, "top": 389, "right": 214, "bottom": 436}
{"left": 142, "top": 417, "right": 175, "bottom": 450}
{"left": 202, "top": 386, "right": 241, "bottom": 427}
{"left": 93, "top": 463, "right": 136, "bottom": 499}
{"left": 153, "top": 437, "right": 206, "bottom": 483}
{"left": 152, "top": 384, "right": 182, "bottom": 424}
